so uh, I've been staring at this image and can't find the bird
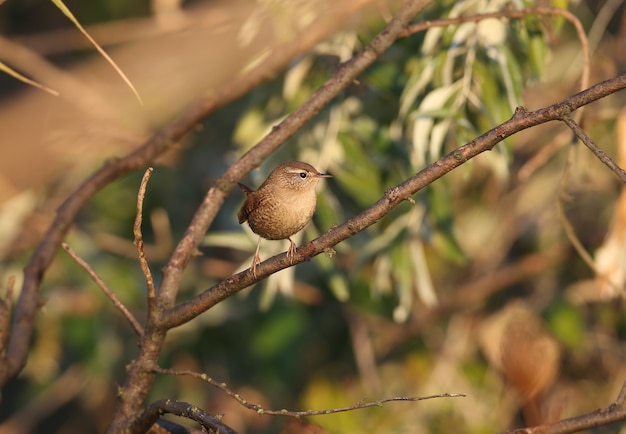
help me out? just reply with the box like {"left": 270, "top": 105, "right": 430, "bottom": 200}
{"left": 237, "top": 161, "right": 332, "bottom": 276}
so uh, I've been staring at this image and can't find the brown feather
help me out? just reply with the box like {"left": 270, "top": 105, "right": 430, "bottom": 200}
{"left": 237, "top": 183, "right": 254, "bottom": 224}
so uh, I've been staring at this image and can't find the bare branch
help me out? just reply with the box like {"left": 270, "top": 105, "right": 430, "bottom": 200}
{"left": 132, "top": 399, "right": 237, "bottom": 434}
{"left": 134, "top": 167, "right": 157, "bottom": 314}
{"left": 503, "top": 380, "right": 626, "bottom": 434}
{"left": 161, "top": 74, "right": 626, "bottom": 330}
{"left": 281, "top": 393, "right": 466, "bottom": 417}
{"left": 61, "top": 243, "right": 144, "bottom": 336}
{"left": 154, "top": 367, "right": 464, "bottom": 418}
{"left": 561, "top": 116, "right": 626, "bottom": 183}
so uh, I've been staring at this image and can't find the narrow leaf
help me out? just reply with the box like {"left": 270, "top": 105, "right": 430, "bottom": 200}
{"left": 0, "top": 61, "right": 59, "bottom": 96}
{"left": 50, "top": 0, "right": 143, "bottom": 105}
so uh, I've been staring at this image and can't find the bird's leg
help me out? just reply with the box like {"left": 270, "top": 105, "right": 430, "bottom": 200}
{"left": 251, "top": 236, "right": 262, "bottom": 277}
{"left": 286, "top": 237, "right": 297, "bottom": 264}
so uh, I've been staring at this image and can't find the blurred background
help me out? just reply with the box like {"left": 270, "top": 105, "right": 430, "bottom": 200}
{"left": 1, "top": 0, "right": 626, "bottom": 433}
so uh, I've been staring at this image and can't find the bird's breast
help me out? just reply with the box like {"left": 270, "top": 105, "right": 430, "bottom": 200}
{"left": 246, "top": 190, "right": 317, "bottom": 240}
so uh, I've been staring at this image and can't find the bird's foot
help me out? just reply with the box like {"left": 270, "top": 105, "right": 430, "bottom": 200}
{"left": 251, "top": 253, "right": 261, "bottom": 277}
{"left": 251, "top": 237, "right": 262, "bottom": 278}
{"left": 287, "top": 238, "right": 297, "bottom": 264}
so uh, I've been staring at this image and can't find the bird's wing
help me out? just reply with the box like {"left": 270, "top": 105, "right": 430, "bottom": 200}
{"left": 237, "top": 183, "right": 254, "bottom": 224}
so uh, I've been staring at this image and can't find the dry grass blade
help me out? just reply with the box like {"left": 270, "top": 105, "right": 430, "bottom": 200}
{"left": 0, "top": 61, "right": 59, "bottom": 96}
{"left": 50, "top": 0, "right": 143, "bottom": 105}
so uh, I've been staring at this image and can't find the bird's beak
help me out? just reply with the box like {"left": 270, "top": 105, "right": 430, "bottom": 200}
{"left": 318, "top": 173, "right": 333, "bottom": 178}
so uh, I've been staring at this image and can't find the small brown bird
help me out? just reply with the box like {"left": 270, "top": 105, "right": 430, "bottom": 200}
{"left": 238, "top": 161, "right": 332, "bottom": 276}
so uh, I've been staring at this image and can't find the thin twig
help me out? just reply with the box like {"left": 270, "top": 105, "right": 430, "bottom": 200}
{"left": 561, "top": 116, "right": 626, "bottom": 183}
{"left": 154, "top": 367, "right": 465, "bottom": 417}
{"left": 134, "top": 167, "right": 157, "bottom": 314}
{"left": 62, "top": 243, "right": 144, "bottom": 336}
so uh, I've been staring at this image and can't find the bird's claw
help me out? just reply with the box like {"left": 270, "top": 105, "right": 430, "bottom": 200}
{"left": 251, "top": 254, "right": 260, "bottom": 278}
{"left": 286, "top": 239, "right": 297, "bottom": 264}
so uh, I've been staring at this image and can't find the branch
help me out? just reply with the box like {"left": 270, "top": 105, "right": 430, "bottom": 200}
{"left": 503, "top": 380, "right": 626, "bottom": 434}
{"left": 61, "top": 243, "right": 144, "bottom": 336}
{"left": 133, "top": 167, "right": 157, "bottom": 314}
{"left": 154, "top": 367, "right": 464, "bottom": 418}
{"left": 161, "top": 73, "right": 626, "bottom": 329}
{"left": 131, "top": 399, "right": 237, "bottom": 434}
{"left": 561, "top": 116, "right": 626, "bottom": 183}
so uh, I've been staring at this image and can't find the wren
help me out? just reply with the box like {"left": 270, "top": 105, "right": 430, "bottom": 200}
{"left": 237, "top": 161, "right": 332, "bottom": 276}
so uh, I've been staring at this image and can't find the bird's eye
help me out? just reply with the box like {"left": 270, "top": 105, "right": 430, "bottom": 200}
{"left": 299, "top": 172, "right": 307, "bottom": 179}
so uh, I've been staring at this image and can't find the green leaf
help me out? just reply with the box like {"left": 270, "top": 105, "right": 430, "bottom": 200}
{"left": 251, "top": 309, "right": 307, "bottom": 360}
{"left": 525, "top": 16, "right": 547, "bottom": 80}
{"left": 547, "top": 303, "right": 585, "bottom": 350}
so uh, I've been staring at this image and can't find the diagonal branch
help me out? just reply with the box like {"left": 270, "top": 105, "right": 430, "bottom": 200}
{"left": 561, "top": 115, "right": 626, "bottom": 183}
{"left": 62, "top": 243, "right": 144, "bottom": 336}
{"left": 161, "top": 73, "right": 626, "bottom": 329}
